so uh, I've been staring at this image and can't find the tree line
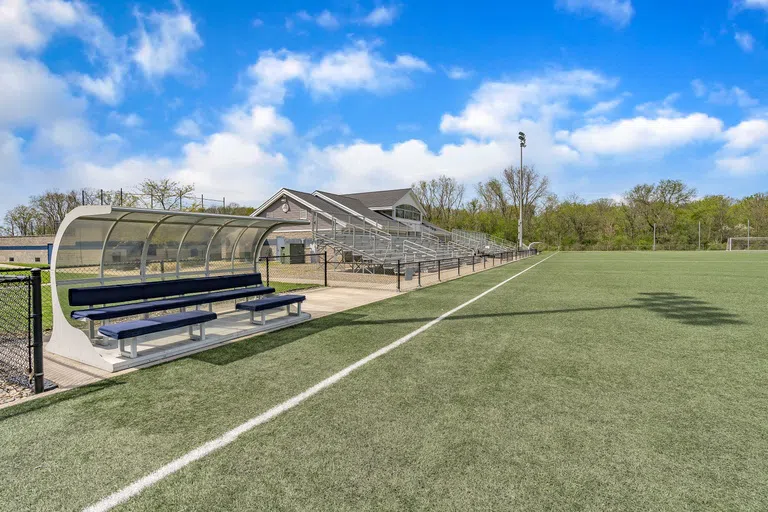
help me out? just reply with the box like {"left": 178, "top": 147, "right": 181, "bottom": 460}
{"left": 414, "top": 170, "right": 768, "bottom": 250}
{"left": 2, "top": 179, "right": 255, "bottom": 236}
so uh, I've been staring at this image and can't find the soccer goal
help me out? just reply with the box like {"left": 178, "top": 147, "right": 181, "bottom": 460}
{"left": 727, "top": 237, "right": 768, "bottom": 251}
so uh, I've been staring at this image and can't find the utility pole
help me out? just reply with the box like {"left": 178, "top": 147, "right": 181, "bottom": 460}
{"left": 698, "top": 221, "right": 701, "bottom": 251}
{"left": 653, "top": 223, "right": 657, "bottom": 251}
{"left": 518, "top": 132, "right": 526, "bottom": 250}
{"left": 748, "top": 219, "right": 751, "bottom": 250}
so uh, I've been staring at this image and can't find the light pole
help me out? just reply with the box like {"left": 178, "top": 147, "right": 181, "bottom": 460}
{"left": 518, "top": 132, "right": 526, "bottom": 250}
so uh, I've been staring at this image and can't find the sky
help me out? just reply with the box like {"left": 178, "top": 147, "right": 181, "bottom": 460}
{"left": 1, "top": 0, "right": 767, "bottom": 215}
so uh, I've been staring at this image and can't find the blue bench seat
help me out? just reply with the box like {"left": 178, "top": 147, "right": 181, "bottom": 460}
{"left": 71, "top": 285, "right": 275, "bottom": 321}
{"left": 236, "top": 295, "right": 306, "bottom": 325}
{"left": 99, "top": 310, "right": 217, "bottom": 359}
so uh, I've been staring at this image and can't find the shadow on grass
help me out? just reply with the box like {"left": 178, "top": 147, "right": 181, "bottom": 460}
{"left": 631, "top": 292, "right": 744, "bottom": 326}
{"left": 191, "top": 291, "right": 743, "bottom": 367}
{"left": 189, "top": 312, "right": 369, "bottom": 365}
{"left": 0, "top": 378, "right": 124, "bottom": 422}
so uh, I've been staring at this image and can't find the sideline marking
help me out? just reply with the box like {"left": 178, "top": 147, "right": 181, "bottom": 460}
{"left": 84, "top": 252, "right": 558, "bottom": 512}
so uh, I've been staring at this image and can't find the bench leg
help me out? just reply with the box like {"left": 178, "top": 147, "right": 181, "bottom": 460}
{"left": 297, "top": 302, "right": 302, "bottom": 316}
{"left": 286, "top": 305, "right": 291, "bottom": 316}
{"left": 261, "top": 311, "right": 266, "bottom": 326}
{"left": 250, "top": 310, "right": 255, "bottom": 323}
{"left": 208, "top": 303, "right": 213, "bottom": 313}
{"left": 118, "top": 338, "right": 138, "bottom": 359}
{"left": 200, "top": 324, "right": 206, "bottom": 341}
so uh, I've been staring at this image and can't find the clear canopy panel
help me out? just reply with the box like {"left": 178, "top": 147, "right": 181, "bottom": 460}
{"left": 54, "top": 207, "right": 307, "bottom": 285}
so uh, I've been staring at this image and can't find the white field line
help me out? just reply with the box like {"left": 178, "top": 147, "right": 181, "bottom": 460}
{"left": 84, "top": 252, "right": 558, "bottom": 512}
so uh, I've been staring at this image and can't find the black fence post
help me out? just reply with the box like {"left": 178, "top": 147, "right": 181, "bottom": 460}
{"left": 483, "top": 255, "right": 486, "bottom": 269}
{"left": 438, "top": 259, "right": 441, "bottom": 281}
{"left": 323, "top": 251, "right": 328, "bottom": 287}
{"left": 457, "top": 257, "right": 461, "bottom": 276}
{"left": 472, "top": 255, "right": 475, "bottom": 272}
{"left": 31, "top": 269, "right": 44, "bottom": 394}
{"left": 265, "top": 257, "right": 270, "bottom": 287}
{"left": 397, "top": 260, "right": 401, "bottom": 292}
{"left": 417, "top": 261, "right": 421, "bottom": 288}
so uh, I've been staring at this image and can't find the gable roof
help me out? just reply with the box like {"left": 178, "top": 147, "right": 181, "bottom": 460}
{"left": 343, "top": 188, "right": 414, "bottom": 209}
{"left": 314, "top": 191, "right": 405, "bottom": 228}
{"left": 253, "top": 188, "right": 363, "bottom": 226}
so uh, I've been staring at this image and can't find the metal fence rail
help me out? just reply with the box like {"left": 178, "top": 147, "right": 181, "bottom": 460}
{"left": 259, "top": 249, "right": 539, "bottom": 292}
{"left": 0, "top": 268, "right": 47, "bottom": 392}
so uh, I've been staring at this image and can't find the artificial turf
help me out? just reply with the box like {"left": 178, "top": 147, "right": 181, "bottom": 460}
{"left": 1, "top": 252, "right": 768, "bottom": 511}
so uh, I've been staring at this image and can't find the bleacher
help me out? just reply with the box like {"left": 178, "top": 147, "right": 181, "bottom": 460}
{"left": 254, "top": 188, "right": 517, "bottom": 273}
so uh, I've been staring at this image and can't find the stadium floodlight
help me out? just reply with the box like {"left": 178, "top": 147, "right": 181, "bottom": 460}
{"left": 518, "top": 132, "right": 526, "bottom": 250}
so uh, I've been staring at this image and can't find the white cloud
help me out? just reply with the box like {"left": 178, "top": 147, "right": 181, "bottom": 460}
{"left": 132, "top": 6, "right": 202, "bottom": 80}
{"left": 739, "top": 0, "right": 768, "bottom": 11}
{"left": 316, "top": 10, "right": 340, "bottom": 30}
{"left": 174, "top": 118, "right": 202, "bottom": 138}
{"left": 556, "top": 0, "right": 634, "bottom": 27}
{"left": 716, "top": 120, "right": 768, "bottom": 175}
{"left": 691, "top": 79, "right": 707, "bottom": 98}
{"left": 635, "top": 93, "right": 681, "bottom": 117}
{"left": 584, "top": 97, "right": 624, "bottom": 117}
{"left": 76, "top": 105, "right": 294, "bottom": 203}
{"left": 221, "top": 106, "right": 293, "bottom": 143}
{"left": 444, "top": 66, "right": 472, "bottom": 80}
{"left": 291, "top": 9, "right": 340, "bottom": 30}
{"left": 361, "top": 5, "right": 399, "bottom": 26}
{"left": 247, "top": 50, "right": 310, "bottom": 104}
{"left": 734, "top": 31, "right": 755, "bottom": 52}
{"left": 691, "top": 80, "right": 758, "bottom": 108}
{"left": 723, "top": 119, "right": 768, "bottom": 150}
{"left": 109, "top": 112, "right": 142, "bottom": 128}
{"left": 247, "top": 42, "right": 431, "bottom": 103}
{"left": 563, "top": 114, "right": 723, "bottom": 155}
{"left": 440, "top": 69, "right": 616, "bottom": 138}
{"left": 0, "top": 0, "right": 80, "bottom": 52}
{"left": 252, "top": 18, "right": 263, "bottom": 28}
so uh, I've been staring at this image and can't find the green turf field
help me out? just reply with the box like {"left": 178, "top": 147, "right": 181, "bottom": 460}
{"left": 2, "top": 252, "right": 768, "bottom": 511}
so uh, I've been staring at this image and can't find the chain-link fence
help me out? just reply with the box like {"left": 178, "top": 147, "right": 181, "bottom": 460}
{"left": 0, "top": 268, "right": 47, "bottom": 393}
{"left": 259, "top": 250, "right": 539, "bottom": 293}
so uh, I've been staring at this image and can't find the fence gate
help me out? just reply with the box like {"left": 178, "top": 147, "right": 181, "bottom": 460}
{"left": 0, "top": 269, "right": 48, "bottom": 394}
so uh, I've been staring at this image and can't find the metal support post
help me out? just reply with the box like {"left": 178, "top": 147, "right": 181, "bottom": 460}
{"left": 31, "top": 269, "right": 44, "bottom": 393}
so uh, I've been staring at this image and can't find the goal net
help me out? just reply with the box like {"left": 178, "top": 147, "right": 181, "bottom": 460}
{"left": 727, "top": 237, "right": 768, "bottom": 251}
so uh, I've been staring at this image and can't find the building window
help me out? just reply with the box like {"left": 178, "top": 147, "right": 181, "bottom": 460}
{"left": 299, "top": 209, "right": 307, "bottom": 220}
{"left": 8, "top": 257, "right": 14, "bottom": 262}
{"left": 35, "top": 257, "right": 41, "bottom": 262}
{"left": 395, "top": 204, "right": 422, "bottom": 222}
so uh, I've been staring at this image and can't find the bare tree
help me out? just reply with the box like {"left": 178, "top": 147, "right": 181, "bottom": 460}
{"left": 476, "top": 178, "right": 509, "bottom": 216}
{"left": 502, "top": 164, "right": 550, "bottom": 231}
{"left": 4, "top": 205, "right": 39, "bottom": 236}
{"left": 413, "top": 175, "right": 465, "bottom": 225}
{"left": 31, "top": 190, "right": 79, "bottom": 233}
{"left": 136, "top": 178, "right": 195, "bottom": 210}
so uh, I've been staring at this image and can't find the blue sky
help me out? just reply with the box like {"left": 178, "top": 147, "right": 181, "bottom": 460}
{"left": 1, "top": 0, "right": 767, "bottom": 215}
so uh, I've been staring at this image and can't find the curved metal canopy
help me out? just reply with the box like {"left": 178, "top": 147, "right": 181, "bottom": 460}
{"left": 52, "top": 205, "right": 308, "bottom": 284}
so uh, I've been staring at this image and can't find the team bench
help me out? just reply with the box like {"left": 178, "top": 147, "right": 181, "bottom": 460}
{"left": 69, "top": 273, "right": 276, "bottom": 357}
{"left": 236, "top": 295, "right": 306, "bottom": 325}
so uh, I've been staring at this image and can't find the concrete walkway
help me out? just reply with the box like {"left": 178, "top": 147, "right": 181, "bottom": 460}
{"left": 2, "top": 286, "right": 397, "bottom": 409}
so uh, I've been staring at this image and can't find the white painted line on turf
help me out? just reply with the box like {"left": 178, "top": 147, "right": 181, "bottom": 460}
{"left": 83, "top": 252, "right": 558, "bottom": 512}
